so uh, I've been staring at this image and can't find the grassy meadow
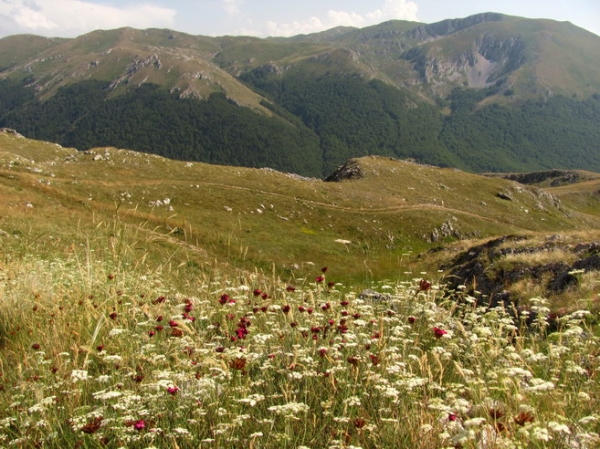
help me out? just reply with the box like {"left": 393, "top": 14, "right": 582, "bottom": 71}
{"left": 1, "top": 131, "right": 600, "bottom": 447}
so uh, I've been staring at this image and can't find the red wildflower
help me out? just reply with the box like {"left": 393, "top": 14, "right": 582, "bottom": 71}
{"left": 433, "top": 327, "right": 448, "bottom": 338}
{"left": 281, "top": 304, "right": 291, "bottom": 314}
{"left": 154, "top": 296, "right": 166, "bottom": 304}
{"left": 31, "top": 343, "right": 41, "bottom": 351}
{"left": 327, "top": 282, "right": 335, "bottom": 288}
{"left": 167, "top": 386, "right": 179, "bottom": 395}
{"left": 315, "top": 276, "right": 325, "bottom": 283}
{"left": 169, "top": 320, "right": 179, "bottom": 327}
{"left": 321, "top": 266, "right": 328, "bottom": 273}
{"left": 109, "top": 312, "right": 118, "bottom": 320}
{"left": 354, "top": 418, "right": 367, "bottom": 429}
{"left": 219, "top": 294, "right": 234, "bottom": 305}
{"left": 419, "top": 279, "right": 432, "bottom": 291}
{"left": 253, "top": 289, "right": 262, "bottom": 297}
{"left": 408, "top": 316, "right": 416, "bottom": 324}
{"left": 133, "top": 420, "right": 146, "bottom": 431}
{"left": 286, "top": 285, "right": 296, "bottom": 292}
{"left": 81, "top": 416, "right": 103, "bottom": 434}
{"left": 448, "top": 413, "right": 458, "bottom": 422}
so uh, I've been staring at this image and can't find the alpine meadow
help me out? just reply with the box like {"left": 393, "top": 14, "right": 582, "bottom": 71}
{"left": 0, "top": 11, "right": 600, "bottom": 449}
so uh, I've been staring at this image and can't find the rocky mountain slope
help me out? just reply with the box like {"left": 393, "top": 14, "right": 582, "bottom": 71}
{"left": 0, "top": 13, "right": 599, "bottom": 176}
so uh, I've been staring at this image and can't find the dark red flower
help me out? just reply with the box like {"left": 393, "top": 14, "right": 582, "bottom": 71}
{"left": 354, "top": 418, "right": 367, "bottom": 429}
{"left": 281, "top": 304, "right": 291, "bottom": 314}
{"left": 253, "top": 289, "right": 262, "bottom": 297}
{"left": 327, "top": 282, "right": 335, "bottom": 288}
{"left": 286, "top": 285, "right": 296, "bottom": 292}
{"left": 433, "top": 327, "right": 448, "bottom": 338}
{"left": 31, "top": 343, "right": 41, "bottom": 351}
{"left": 298, "top": 305, "right": 306, "bottom": 312}
{"left": 133, "top": 420, "right": 146, "bottom": 431}
{"left": 109, "top": 312, "right": 118, "bottom": 320}
{"left": 321, "top": 266, "right": 328, "bottom": 273}
{"left": 340, "top": 300, "right": 349, "bottom": 307}
{"left": 167, "top": 386, "right": 179, "bottom": 395}
{"left": 169, "top": 320, "right": 179, "bottom": 327}
{"left": 96, "top": 344, "right": 105, "bottom": 352}
{"left": 81, "top": 416, "right": 103, "bottom": 434}
{"left": 154, "top": 296, "right": 166, "bottom": 304}
{"left": 408, "top": 316, "right": 416, "bottom": 324}
{"left": 419, "top": 279, "right": 432, "bottom": 291}
{"left": 219, "top": 294, "right": 233, "bottom": 305}
{"left": 315, "top": 276, "right": 325, "bottom": 283}
{"left": 448, "top": 413, "right": 458, "bottom": 422}
{"left": 156, "top": 315, "right": 164, "bottom": 322}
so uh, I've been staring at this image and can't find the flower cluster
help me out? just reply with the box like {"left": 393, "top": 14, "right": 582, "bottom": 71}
{"left": 1, "top": 257, "right": 598, "bottom": 449}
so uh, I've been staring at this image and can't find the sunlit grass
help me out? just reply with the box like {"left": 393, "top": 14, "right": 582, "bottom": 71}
{"left": 1, "top": 223, "right": 598, "bottom": 448}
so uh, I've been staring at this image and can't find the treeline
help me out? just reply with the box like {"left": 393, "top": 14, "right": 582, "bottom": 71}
{"left": 0, "top": 80, "right": 322, "bottom": 177}
{"left": 1, "top": 77, "right": 600, "bottom": 176}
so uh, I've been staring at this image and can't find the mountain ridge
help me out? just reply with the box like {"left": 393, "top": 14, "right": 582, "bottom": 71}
{"left": 0, "top": 12, "right": 599, "bottom": 177}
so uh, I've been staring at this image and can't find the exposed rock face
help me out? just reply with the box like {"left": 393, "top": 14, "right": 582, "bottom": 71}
{"left": 324, "top": 159, "right": 364, "bottom": 182}
{"left": 442, "top": 236, "right": 600, "bottom": 308}
{"left": 498, "top": 170, "right": 585, "bottom": 187}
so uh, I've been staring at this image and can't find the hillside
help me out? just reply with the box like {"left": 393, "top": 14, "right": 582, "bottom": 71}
{"left": 0, "top": 13, "right": 599, "bottom": 176}
{"left": 4, "top": 129, "right": 600, "bottom": 287}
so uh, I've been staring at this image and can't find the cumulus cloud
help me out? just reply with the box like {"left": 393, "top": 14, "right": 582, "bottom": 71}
{"left": 0, "top": 0, "right": 177, "bottom": 38}
{"left": 264, "top": 0, "right": 419, "bottom": 37}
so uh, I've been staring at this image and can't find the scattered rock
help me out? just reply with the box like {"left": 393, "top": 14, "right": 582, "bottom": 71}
{"left": 496, "top": 192, "right": 513, "bottom": 201}
{"left": 324, "top": 159, "right": 364, "bottom": 182}
{"left": 359, "top": 289, "right": 390, "bottom": 301}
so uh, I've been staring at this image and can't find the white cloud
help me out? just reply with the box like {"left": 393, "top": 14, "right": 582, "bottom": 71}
{"left": 0, "top": 0, "right": 177, "bottom": 38}
{"left": 264, "top": 0, "right": 419, "bottom": 37}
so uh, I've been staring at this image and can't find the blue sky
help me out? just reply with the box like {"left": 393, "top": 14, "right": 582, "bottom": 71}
{"left": 0, "top": 0, "right": 598, "bottom": 39}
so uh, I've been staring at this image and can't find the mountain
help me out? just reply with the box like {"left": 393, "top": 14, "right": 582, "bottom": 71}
{"left": 0, "top": 13, "right": 599, "bottom": 176}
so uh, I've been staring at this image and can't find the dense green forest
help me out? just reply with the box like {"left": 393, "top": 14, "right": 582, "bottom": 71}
{"left": 1, "top": 77, "right": 600, "bottom": 176}
{"left": 0, "top": 80, "right": 323, "bottom": 177}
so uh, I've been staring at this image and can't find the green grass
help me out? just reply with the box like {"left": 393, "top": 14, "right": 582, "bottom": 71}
{"left": 0, "top": 218, "right": 599, "bottom": 448}
{"left": 3, "top": 132, "right": 600, "bottom": 286}
{"left": 1, "top": 132, "right": 600, "bottom": 447}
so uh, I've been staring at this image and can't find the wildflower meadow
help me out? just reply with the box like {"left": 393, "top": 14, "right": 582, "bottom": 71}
{"left": 0, "top": 227, "right": 599, "bottom": 448}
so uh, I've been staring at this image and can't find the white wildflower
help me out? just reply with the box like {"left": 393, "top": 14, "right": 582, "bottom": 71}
{"left": 268, "top": 402, "right": 310, "bottom": 416}
{"left": 548, "top": 421, "right": 571, "bottom": 435}
{"left": 71, "top": 370, "right": 89, "bottom": 382}
{"left": 531, "top": 426, "right": 551, "bottom": 442}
